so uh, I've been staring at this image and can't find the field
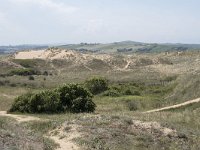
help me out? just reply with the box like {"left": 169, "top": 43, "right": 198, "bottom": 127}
{"left": 0, "top": 49, "right": 200, "bottom": 150}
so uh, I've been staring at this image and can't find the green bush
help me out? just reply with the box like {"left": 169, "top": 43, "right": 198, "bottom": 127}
{"left": 9, "top": 92, "right": 35, "bottom": 113}
{"left": 29, "top": 76, "right": 35, "bottom": 80}
{"left": 8, "top": 68, "right": 40, "bottom": 76}
{"left": 85, "top": 77, "right": 108, "bottom": 94}
{"left": 57, "top": 84, "right": 96, "bottom": 113}
{"left": 127, "top": 100, "right": 141, "bottom": 111}
{"left": 9, "top": 84, "right": 96, "bottom": 113}
{"left": 9, "top": 91, "right": 61, "bottom": 113}
{"left": 102, "top": 89, "right": 121, "bottom": 97}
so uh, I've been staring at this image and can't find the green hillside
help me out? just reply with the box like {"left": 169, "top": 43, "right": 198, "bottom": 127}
{"left": 59, "top": 41, "right": 200, "bottom": 53}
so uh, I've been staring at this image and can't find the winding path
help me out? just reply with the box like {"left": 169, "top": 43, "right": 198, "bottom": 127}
{"left": 144, "top": 97, "right": 200, "bottom": 113}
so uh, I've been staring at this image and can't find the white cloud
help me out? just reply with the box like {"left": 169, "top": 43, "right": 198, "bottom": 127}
{"left": 9, "top": 0, "right": 78, "bottom": 14}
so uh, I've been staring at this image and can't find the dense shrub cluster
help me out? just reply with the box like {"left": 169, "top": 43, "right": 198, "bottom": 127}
{"left": 8, "top": 68, "right": 41, "bottom": 76}
{"left": 102, "top": 85, "right": 141, "bottom": 97}
{"left": 85, "top": 77, "right": 108, "bottom": 94}
{"left": 57, "top": 84, "right": 96, "bottom": 113}
{"left": 9, "top": 84, "right": 96, "bottom": 113}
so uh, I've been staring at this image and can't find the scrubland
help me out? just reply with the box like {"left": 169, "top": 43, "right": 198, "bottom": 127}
{"left": 0, "top": 49, "right": 200, "bottom": 150}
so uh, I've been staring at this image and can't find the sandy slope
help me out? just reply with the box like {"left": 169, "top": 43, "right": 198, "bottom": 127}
{"left": 144, "top": 97, "right": 200, "bottom": 113}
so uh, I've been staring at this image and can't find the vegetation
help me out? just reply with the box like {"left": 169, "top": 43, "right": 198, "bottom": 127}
{"left": 57, "top": 84, "right": 96, "bottom": 113}
{"left": 8, "top": 68, "right": 41, "bottom": 76}
{"left": 85, "top": 77, "right": 109, "bottom": 94}
{"left": 0, "top": 51, "right": 200, "bottom": 150}
{"left": 9, "top": 84, "right": 96, "bottom": 113}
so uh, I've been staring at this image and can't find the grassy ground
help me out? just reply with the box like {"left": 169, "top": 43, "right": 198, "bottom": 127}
{"left": 0, "top": 52, "right": 200, "bottom": 149}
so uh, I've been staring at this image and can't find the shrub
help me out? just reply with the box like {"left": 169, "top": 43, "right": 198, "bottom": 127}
{"left": 29, "top": 76, "right": 35, "bottom": 80}
{"left": 127, "top": 100, "right": 141, "bottom": 111}
{"left": 29, "top": 91, "right": 61, "bottom": 113}
{"left": 9, "top": 84, "right": 96, "bottom": 113}
{"left": 103, "top": 89, "right": 121, "bottom": 97}
{"left": 43, "top": 71, "right": 48, "bottom": 76}
{"left": 57, "top": 84, "right": 96, "bottom": 113}
{"left": 123, "top": 89, "right": 133, "bottom": 95}
{"left": 85, "top": 77, "right": 108, "bottom": 94}
{"left": 8, "top": 68, "right": 41, "bottom": 76}
{"left": 9, "top": 92, "right": 35, "bottom": 113}
{"left": 9, "top": 91, "right": 61, "bottom": 113}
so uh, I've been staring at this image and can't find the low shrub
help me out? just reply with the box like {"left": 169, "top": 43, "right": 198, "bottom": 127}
{"left": 29, "top": 76, "right": 35, "bottom": 80}
{"left": 9, "top": 91, "right": 61, "bottom": 113}
{"left": 85, "top": 77, "right": 108, "bottom": 95}
{"left": 8, "top": 68, "right": 41, "bottom": 76}
{"left": 9, "top": 84, "right": 96, "bottom": 113}
{"left": 57, "top": 84, "right": 96, "bottom": 113}
{"left": 127, "top": 100, "right": 141, "bottom": 111}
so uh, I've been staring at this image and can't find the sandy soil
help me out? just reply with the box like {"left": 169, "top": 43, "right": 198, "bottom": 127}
{"left": 0, "top": 111, "right": 41, "bottom": 122}
{"left": 0, "top": 111, "right": 80, "bottom": 150}
{"left": 48, "top": 124, "right": 81, "bottom": 150}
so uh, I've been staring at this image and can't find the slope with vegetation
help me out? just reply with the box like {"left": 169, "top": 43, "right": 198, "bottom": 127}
{"left": 0, "top": 49, "right": 200, "bottom": 149}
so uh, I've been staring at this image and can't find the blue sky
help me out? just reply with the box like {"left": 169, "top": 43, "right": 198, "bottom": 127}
{"left": 0, "top": 0, "right": 200, "bottom": 45}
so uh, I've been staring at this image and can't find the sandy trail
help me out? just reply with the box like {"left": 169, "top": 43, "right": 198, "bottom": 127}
{"left": 0, "top": 111, "right": 80, "bottom": 150}
{"left": 48, "top": 124, "right": 81, "bottom": 150}
{"left": 124, "top": 60, "right": 131, "bottom": 69}
{"left": 0, "top": 111, "right": 40, "bottom": 122}
{"left": 144, "top": 97, "right": 200, "bottom": 113}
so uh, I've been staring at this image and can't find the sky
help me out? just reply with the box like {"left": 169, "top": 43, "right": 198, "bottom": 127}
{"left": 0, "top": 0, "right": 200, "bottom": 45}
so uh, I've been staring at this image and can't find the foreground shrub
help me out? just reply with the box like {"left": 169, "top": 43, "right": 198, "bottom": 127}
{"left": 85, "top": 77, "right": 108, "bottom": 94}
{"left": 9, "top": 84, "right": 96, "bottom": 113}
{"left": 57, "top": 84, "right": 96, "bottom": 113}
{"left": 9, "top": 91, "right": 61, "bottom": 113}
{"left": 9, "top": 92, "right": 35, "bottom": 113}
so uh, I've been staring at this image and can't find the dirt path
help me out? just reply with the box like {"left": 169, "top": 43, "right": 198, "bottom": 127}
{"left": 124, "top": 60, "right": 131, "bottom": 69}
{"left": 0, "top": 111, "right": 40, "bottom": 122}
{"left": 48, "top": 124, "right": 81, "bottom": 150}
{"left": 0, "top": 111, "right": 80, "bottom": 150}
{"left": 144, "top": 97, "right": 200, "bottom": 113}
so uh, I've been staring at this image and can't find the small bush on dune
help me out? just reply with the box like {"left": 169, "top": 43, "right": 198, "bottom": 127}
{"left": 9, "top": 92, "right": 35, "bottom": 113}
{"left": 9, "top": 91, "right": 61, "bottom": 113}
{"left": 9, "top": 84, "right": 96, "bottom": 114}
{"left": 85, "top": 77, "right": 108, "bottom": 95}
{"left": 29, "top": 91, "right": 61, "bottom": 113}
{"left": 57, "top": 84, "right": 96, "bottom": 113}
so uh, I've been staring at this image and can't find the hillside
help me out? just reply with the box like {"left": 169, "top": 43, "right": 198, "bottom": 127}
{"left": 1, "top": 41, "right": 200, "bottom": 54}
{"left": 0, "top": 49, "right": 200, "bottom": 150}
{"left": 59, "top": 41, "right": 200, "bottom": 53}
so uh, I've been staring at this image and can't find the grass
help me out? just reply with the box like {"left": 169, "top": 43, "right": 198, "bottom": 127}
{"left": 0, "top": 116, "right": 57, "bottom": 150}
{"left": 0, "top": 51, "right": 200, "bottom": 149}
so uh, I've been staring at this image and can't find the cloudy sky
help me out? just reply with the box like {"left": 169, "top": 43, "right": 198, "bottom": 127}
{"left": 0, "top": 0, "right": 200, "bottom": 45}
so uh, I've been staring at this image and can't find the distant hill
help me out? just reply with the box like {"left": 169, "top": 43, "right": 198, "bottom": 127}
{"left": 59, "top": 41, "right": 200, "bottom": 53}
{"left": 1, "top": 41, "right": 200, "bottom": 54}
{"left": 0, "top": 45, "right": 49, "bottom": 54}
